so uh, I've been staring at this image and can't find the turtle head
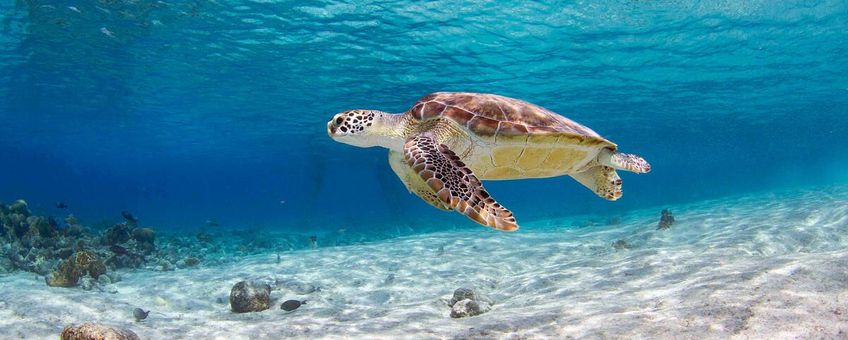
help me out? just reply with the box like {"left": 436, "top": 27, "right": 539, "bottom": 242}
{"left": 328, "top": 110, "right": 404, "bottom": 149}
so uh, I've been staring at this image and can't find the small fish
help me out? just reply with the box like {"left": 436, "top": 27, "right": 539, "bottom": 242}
{"left": 100, "top": 27, "right": 114, "bottom": 37}
{"left": 133, "top": 308, "right": 149, "bottom": 321}
{"left": 279, "top": 200, "right": 286, "bottom": 205}
{"left": 56, "top": 202, "right": 68, "bottom": 209}
{"left": 67, "top": 6, "right": 81, "bottom": 13}
{"left": 280, "top": 300, "right": 306, "bottom": 312}
{"left": 205, "top": 218, "right": 219, "bottom": 227}
{"left": 121, "top": 211, "right": 137, "bottom": 223}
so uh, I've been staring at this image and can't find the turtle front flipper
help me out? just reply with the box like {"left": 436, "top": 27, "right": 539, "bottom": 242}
{"left": 388, "top": 150, "right": 449, "bottom": 211}
{"left": 570, "top": 166, "right": 622, "bottom": 201}
{"left": 403, "top": 135, "right": 519, "bottom": 231}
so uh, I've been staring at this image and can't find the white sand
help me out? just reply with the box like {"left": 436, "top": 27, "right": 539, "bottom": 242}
{"left": 1, "top": 185, "right": 847, "bottom": 339}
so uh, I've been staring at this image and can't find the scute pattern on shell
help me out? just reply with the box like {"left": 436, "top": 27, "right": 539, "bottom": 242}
{"left": 407, "top": 92, "right": 608, "bottom": 140}
{"left": 403, "top": 135, "right": 518, "bottom": 231}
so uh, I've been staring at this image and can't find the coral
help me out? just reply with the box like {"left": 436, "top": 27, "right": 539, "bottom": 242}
{"left": 0, "top": 198, "right": 167, "bottom": 278}
{"left": 28, "top": 216, "right": 55, "bottom": 237}
{"left": 46, "top": 251, "right": 107, "bottom": 287}
{"left": 89, "top": 259, "right": 108, "bottom": 279}
{"left": 196, "top": 232, "right": 213, "bottom": 243}
{"left": 65, "top": 225, "right": 84, "bottom": 238}
{"left": 6, "top": 213, "right": 29, "bottom": 238}
{"left": 55, "top": 247, "right": 74, "bottom": 259}
{"left": 131, "top": 228, "right": 155, "bottom": 244}
{"left": 103, "top": 223, "right": 131, "bottom": 245}
{"left": 75, "top": 250, "right": 106, "bottom": 279}
{"left": 183, "top": 256, "right": 200, "bottom": 267}
{"left": 46, "top": 258, "right": 82, "bottom": 287}
{"left": 65, "top": 214, "right": 79, "bottom": 226}
{"left": 8, "top": 199, "right": 30, "bottom": 216}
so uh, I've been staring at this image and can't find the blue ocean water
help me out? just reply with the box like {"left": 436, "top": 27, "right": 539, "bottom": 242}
{"left": 1, "top": 0, "right": 847, "bottom": 235}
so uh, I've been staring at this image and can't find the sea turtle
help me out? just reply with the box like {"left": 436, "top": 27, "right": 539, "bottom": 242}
{"left": 327, "top": 92, "right": 651, "bottom": 231}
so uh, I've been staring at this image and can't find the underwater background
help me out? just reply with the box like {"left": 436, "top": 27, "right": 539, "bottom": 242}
{"left": 1, "top": 0, "right": 847, "bottom": 235}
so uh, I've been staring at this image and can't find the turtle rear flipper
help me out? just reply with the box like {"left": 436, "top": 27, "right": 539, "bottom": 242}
{"left": 403, "top": 135, "right": 519, "bottom": 231}
{"left": 570, "top": 166, "right": 622, "bottom": 201}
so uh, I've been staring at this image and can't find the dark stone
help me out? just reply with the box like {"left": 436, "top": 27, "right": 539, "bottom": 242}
{"left": 657, "top": 209, "right": 675, "bottom": 230}
{"left": 61, "top": 323, "right": 140, "bottom": 340}
{"left": 449, "top": 287, "right": 477, "bottom": 307}
{"left": 450, "top": 299, "right": 491, "bottom": 318}
{"left": 229, "top": 281, "right": 271, "bottom": 313}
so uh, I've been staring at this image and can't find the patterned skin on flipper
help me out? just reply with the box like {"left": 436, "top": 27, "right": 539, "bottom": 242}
{"left": 388, "top": 150, "right": 449, "bottom": 211}
{"left": 570, "top": 166, "right": 623, "bottom": 201}
{"left": 403, "top": 135, "right": 519, "bottom": 231}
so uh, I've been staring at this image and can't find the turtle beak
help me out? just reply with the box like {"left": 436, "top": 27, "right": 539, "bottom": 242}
{"left": 327, "top": 120, "right": 335, "bottom": 136}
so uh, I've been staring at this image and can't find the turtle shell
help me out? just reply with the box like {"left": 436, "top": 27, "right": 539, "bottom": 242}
{"left": 406, "top": 92, "right": 615, "bottom": 148}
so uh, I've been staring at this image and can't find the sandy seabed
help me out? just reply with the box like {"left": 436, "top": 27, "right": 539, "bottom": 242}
{"left": 1, "top": 185, "right": 847, "bottom": 339}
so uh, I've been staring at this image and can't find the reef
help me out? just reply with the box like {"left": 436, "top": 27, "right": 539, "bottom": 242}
{"left": 2, "top": 198, "right": 404, "bottom": 291}
{"left": 0, "top": 200, "right": 161, "bottom": 288}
